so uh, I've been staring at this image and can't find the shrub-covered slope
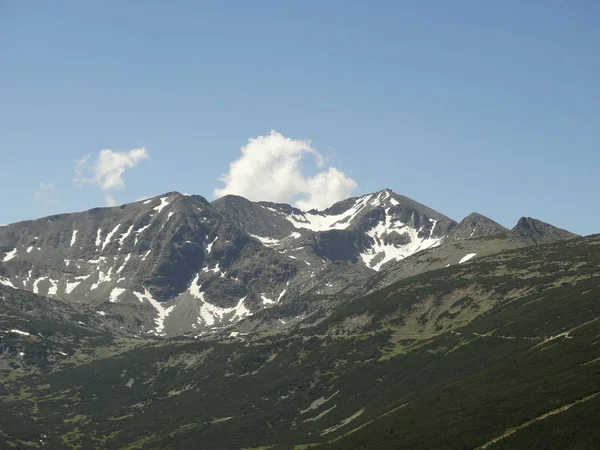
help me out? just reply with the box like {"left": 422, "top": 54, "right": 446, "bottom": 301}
{"left": 0, "top": 235, "right": 599, "bottom": 449}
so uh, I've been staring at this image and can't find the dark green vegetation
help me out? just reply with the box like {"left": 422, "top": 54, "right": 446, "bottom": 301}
{"left": 1, "top": 235, "right": 600, "bottom": 449}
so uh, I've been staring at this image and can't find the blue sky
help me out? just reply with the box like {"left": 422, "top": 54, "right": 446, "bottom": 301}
{"left": 1, "top": 1, "right": 599, "bottom": 235}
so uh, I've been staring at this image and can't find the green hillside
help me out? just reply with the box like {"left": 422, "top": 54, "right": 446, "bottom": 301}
{"left": 1, "top": 235, "right": 599, "bottom": 449}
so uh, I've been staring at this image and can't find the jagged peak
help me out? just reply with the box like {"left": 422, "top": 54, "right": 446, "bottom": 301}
{"left": 513, "top": 216, "right": 547, "bottom": 229}
{"left": 512, "top": 216, "right": 579, "bottom": 245}
{"left": 459, "top": 212, "right": 506, "bottom": 228}
{"left": 448, "top": 212, "right": 508, "bottom": 240}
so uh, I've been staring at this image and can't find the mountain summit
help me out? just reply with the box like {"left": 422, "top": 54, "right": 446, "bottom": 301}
{"left": 512, "top": 217, "right": 580, "bottom": 244}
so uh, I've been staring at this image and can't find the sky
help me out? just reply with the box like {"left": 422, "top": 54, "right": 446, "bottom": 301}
{"left": 1, "top": 1, "right": 599, "bottom": 235}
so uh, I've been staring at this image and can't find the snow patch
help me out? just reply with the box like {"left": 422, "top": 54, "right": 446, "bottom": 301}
{"left": 88, "top": 257, "right": 106, "bottom": 264}
{"left": 459, "top": 253, "right": 477, "bottom": 264}
{"left": 277, "top": 288, "right": 287, "bottom": 302}
{"left": 70, "top": 230, "right": 78, "bottom": 247}
{"left": 287, "top": 194, "right": 373, "bottom": 232}
{"left": 205, "top": 236, "right": 218, "bottom": 254}
{"left": 65, "top": 279, "right": 82, "bottom": 294}
{"left": 0, "top": 277, "right": 15, "bottom": 288}
{"left": 429, "top": 218, "right": 438, "bottom": 237}
{"left": 191, "top": 282, "right": 252, "bottom": 327}
{"left": 95, "top": 228, "right": 103, "bottom": 247}
{"left": 249, "top": 234, "right": 280, "bottom": 246}
{"left": 109, "top": 287, "right": 126, "bottom": 303}
{"left": 153, "top": 197, "right": 170, "bottom": 214}
{"left": 117, "top": 253, "right": 131, "bottom": 274}
{"left": 261, "top": 294, "right": 275, "bottom": 305}
{"left": 188, "top": 274, "right": 203, "bottom": 299}
{"left": 134, "top": 224, "right": 152, "bottom": 245}
{"left": 102, "top": 224, "right": 121, "bottom": 250}
{"left": 133, "top": 287, "right": 175, "bottom": 335}
{"left": 2, "top": 248, "right": 17, "bottom": 262}
{"left": 90, "top": 270, "right": 112, "bottom": 291}
{"left": 359, "top": 208, "right": 442, "bottom": 271}
{"left": 27, "top": 246, "right": 33, "bottom": 253}
{"left": 33, "top": 276, "right": 48, "bottom": 294}
{"left": 10, "top": 329, "right": 30, "bottom": 336}
{"left": 119, "top": 225, "right": 135, "bottom": 246}
{"left": 48, "top": 279, "right": 58, "bottom": 296}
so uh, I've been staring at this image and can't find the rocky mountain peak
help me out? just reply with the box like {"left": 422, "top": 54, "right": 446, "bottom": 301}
{"left": 449, "top": 212, "right": 509, "bottom": 240}
{"left": 512, "top": 217, "right": 579, "bottom": 245}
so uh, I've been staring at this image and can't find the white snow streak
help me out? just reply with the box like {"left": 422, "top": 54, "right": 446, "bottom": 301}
{"left": 2, "top": 248, "right": 17, "bottom": 262}
{"left": 133, "top": 287, "right": 175, "bottom": 334}
{"left": 249, "top": 234, "right": 280, "bottom": 246}
{"left": 0, "top": 277, "right": 15, "bottom": 288}
{"left": 102, "top": 224, "right": 121, "bottom": 250}
{"left": 95, "top": 228, "right": 103, "bottom": 247}
{"left": 134, "top": 224, "right": 151, "bottom": 245}
{"left": 189, "top": 275, "right": 251, "bottom": 326}
{"left": 459, "top": 253, "right": 477, "bottom": 264}
{"left": 188, "top": 274, "right": 203, "bottom": 299}
{"left": 70, "top": 230, "right": 78, "bottom": 247}
{"left": 261, "top": 294, "right": 275, "bottom": 305}
{"left": 10, "top": 329, "right": 30, "bottom": 336}
{"left": 205, "top": 236, "right": 218, "bottom": 254}
{"left": 48, "top": 279, "right": 58, "bottom": 296}
{"left": 119, "top": 225, "right": 135, "bottom": 246}
{"left": 116, "top": 253, "right": 131, "bottom": 273}
{"left": 153, "top": 197, "right": 170, "bottom": 214}
{"left": 277, "top": 288, "right": 287, "bottom": 302}
{"left": 90, "top": 270, "right": 112, "bottom": 291}
{"left": 65, "top": 279, "right": 83, "bottom": 294}
{"left": 359, "top": 208, "right": 442, "bottom": 271}
{"left": 198, "top": 296, "right": 250, "bottom": 326}
{"left": 287, "top": 194, "right": 373, "bottom": 231}
{"left": 109, "top": 287, "right": 126, "bottom": 303}
{"left": 33, "top": 276, "right": 48, "bottom": 294}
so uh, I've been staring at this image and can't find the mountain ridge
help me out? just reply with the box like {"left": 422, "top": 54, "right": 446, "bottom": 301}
{"left": 0, "top": 189, "right": 580, "bottom": 337}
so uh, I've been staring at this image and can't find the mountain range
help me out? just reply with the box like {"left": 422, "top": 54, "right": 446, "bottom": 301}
{"left": 1, "top": 188, "right": 597, "bottom": 449}
{"left": 0, "top": 189, "right": 578, "bottom": 338}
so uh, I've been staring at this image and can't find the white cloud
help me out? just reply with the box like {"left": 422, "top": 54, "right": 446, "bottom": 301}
{"left": 34, "top": 181, "right": 59, "bottom": 206}
{"left": 105, "top": 194, "right": 118, "bottom": 207}
{"left": 213, "top": 131, "right": 357, "bottom": 210}
{"left": 74, "top": 147, "right": 148, "bottom": 206}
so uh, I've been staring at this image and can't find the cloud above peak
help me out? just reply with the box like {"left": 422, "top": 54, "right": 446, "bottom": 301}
{"left": 74, "top": 147, "right": 149, "bottom": 206}
{"left": 213, "top": 131, "right": 357, "bottom": 210}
